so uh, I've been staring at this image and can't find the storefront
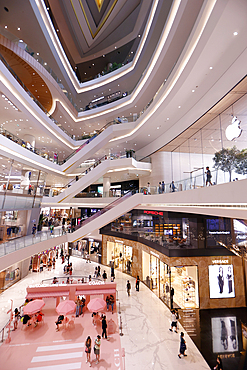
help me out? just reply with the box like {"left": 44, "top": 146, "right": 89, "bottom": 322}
{"left": 102, "top": 235, "right": 246, "bottom": 310}
{"left": 141, "top": 249, "right": 199, "bottom": 308}
{"left": 106, "top": 239, "right": 132, "bottom": 274}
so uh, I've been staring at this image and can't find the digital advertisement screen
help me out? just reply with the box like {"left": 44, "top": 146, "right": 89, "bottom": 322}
{"left": 209, "top": 264, "right": 235, "bottom": 298}
{"left": 211, "top": 317, "right": 238, "bottom": 353}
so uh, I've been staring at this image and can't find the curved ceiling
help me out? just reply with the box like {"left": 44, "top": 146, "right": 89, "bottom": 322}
{"left": 0, "top": 44, "right": 53, "bottom": 111}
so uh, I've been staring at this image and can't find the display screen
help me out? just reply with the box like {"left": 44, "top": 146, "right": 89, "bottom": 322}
{"left": 209, "top": 264, "right": 235, "bottom": 298}
{"left": 211, "top": 316, "right": 238, "bottom": 353}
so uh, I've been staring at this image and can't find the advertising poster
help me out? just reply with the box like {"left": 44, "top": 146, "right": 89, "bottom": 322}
{"left": 208, "top": 264, "right": 235, "bottom": 298}
{"left": 211, "top": 317, "right": 238, "bottom": 353}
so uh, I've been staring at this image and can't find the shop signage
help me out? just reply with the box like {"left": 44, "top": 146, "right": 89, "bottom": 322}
{"left": 89, "top": 280, "right": 105, "bottom": 285}
{"left": 208, "top": 231, "right": 230, "bottom": 235}
{"left": 144, "top": 210, "right": 163, "bottom": 216}
{"left": 212, "top": 259, "right": 229, "bottom": 264}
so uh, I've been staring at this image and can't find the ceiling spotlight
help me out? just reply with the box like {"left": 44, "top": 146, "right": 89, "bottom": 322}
{"left": 233, "top": 31, "right": 238, "bottom": 36}
{"left": 192, "top": 89, "right": 195, "bottom": 93}
{"left": 209, "top": 66, "right": 213, "bottom": 70}
{"left": 17, "top": 27, "right": 21, "bottom": 31}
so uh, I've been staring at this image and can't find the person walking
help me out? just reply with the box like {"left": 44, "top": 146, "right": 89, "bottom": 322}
{"left": 214, "top": 355, "right": 223, "bottom": 370}
{"left": 136, "top": 275, "right": 140, "bottom": 291}
{"left": 170, "top": 181, "right": 176, "bottom": 192}
{"left": 13, "top": 308, "right": 20, "bottom": 330}
{"left": 75, "top": 296, "right": 81, "bottom": 317}
{"left": 85, "top": 336, "right": 92, "bottom": 367}
{"left": 178, "top": 332, "right": 187, "bottom": 358}
{"left": 94, "top": 335, "right": 101, "bottom": 364}
{"left": 32, "top": 223, "right": 36, "bottom": 236}
{"left": 127, "top": 280, "right": 131, "bottom": 296}
{"left": 101, "top": 315, "right": 108, "bottom": 340}
{"left": 169, "top": 310, "right": 178, "bottom": 333}
{"left": 102, "top": 270, "right": 107, "bottom": 282}
{"left": 205, "top": 166, "right": 212, "bottom": 186}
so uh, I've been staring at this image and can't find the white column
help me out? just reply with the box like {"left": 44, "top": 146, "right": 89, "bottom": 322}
{"left": 103, "top": 177, "right": 111, "bottom": 197}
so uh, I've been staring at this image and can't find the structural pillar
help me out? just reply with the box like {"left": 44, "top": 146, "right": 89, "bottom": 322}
{"left": 103, "top": 177, "right": 111, "bottom": 197}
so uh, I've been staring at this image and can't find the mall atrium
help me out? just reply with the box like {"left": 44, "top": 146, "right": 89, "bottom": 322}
{"left": 0, "top": 0, "right": 247, "bottom": 369}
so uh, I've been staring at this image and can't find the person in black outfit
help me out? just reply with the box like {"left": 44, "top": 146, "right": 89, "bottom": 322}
{"left": 214, "top": 355, "right": 223, "bottom": 370}
{"left": 136, "top": 275, "right": 140, "bottom": 291}
{"left": 226, "top": 266, "right": 233, "bottom": 294}
{"left": 55, "top": 315, "right": 64, "bottom": 331}
{"left": 101, "top": 315, "right": 108, "bottom": 339}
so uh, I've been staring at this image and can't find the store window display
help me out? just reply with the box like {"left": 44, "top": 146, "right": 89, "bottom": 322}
{"left": 106, "top": 241, "right": 132, "bottom": 274}
{"left": 170, "top": 266, "right": 199, "bottom": 309}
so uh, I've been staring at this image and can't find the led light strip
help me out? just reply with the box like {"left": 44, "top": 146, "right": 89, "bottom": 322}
{"left": 34, "top": 0, "right": 160, "bottom": 93}
{"left": 0, "top": 71, "right": 79, "bottom": 150}
{"left": 0, "top": 143, "right": 66, "bottom": 175}
{"left": 48, "top": 0, "right": 182, "bottom": 122}
{"left": 109, "top": 0, "right": 218, "bottom": 142}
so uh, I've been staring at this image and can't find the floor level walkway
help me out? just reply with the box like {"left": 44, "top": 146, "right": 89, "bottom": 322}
{"left": 0, "top": 256, "right": 209, "bottom": 370}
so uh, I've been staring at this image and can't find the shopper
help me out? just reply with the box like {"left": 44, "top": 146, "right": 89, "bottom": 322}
{"left": 101, "top": 315, "right": 108, "bottom": 339}
{"left": 136, "top": 275, "right": 140, "bottom": 291}
{"left": 102, "top": 270, "right": 107, "bottom": 282}
{"left": 158, "top": 182, "right": 162, "bottom": 194}
{"left": 162, "top": 181, "right": 165, "bottom": 193}
{"left": 170, "top": 181, "right": 176, "bottom": 192}
{"left": 178, "top": 332, "right": 187, "bottom": 358}
{"left": 147, "top": 182, "right": 151, "bottom": 195}
{"left": 85, "top": 336, "right": 92, "bottom": 366}
{"left": 127, "top": 280, "right": 131, "bottom": 296}
{"left": 169, "top": 310, "right": 178, "bottom": 333}
{"left": 55, "top": 315, "right": 64, "bottom": 331}
{"left": 13, "top": 308, "right": 20, "bottom": 330}
{"left": 94, "top": 335, "right": 101, "bottom": 364}
{"left": 214, "top": 355, "right": 223, "bottom": 370}
{"left": 205, "top": 166, "right": 212, "bottom": 186}
{"left": 76, "top": 296, "right": 81, "bottom": 317}
{"left": 80, "top": 296, "right": 86, "bottom": 316}
{"left": 109, "top": 295, "right": 114, "bottom": 313}
{"left": 32, "top": 223, "right": 36, "bottom": 236}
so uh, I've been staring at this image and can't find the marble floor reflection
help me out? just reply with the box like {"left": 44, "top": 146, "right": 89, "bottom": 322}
{"left": 0, "top": 255, "right": 210, "bottom": 370}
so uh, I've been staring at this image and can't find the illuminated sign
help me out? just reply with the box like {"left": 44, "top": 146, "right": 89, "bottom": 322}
{"left": 144, "top": 210, "right": 163, "bottom": 216}
{"left": 209, "top": 231, "right": 230, "bottom": 235}
{"left": 212, "top": 259, "right": 229, "bottom": 264}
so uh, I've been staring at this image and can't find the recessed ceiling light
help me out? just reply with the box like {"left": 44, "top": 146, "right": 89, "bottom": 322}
{"left": 233, "top": 31, "right": 238, "bottom": 36}
{"left": 4, "top": 26, "right": 7, "bottom": 29}
{"left": 178, "top": 106, "right": 181, "bottom": 108}
{"left": 17, "top": 27, "right": 21, "bottom": 31}
{"left": 19, "top": 39, "right": 23, "bottom": 43}
{"left": 192, "top": 89, "right": 195, "bottom": 93}
{"left": 37, "top": 52, "right": 39, "bottom": 55}
{"left": 148, "top": 134, "right": 150, "bottom": 137}
{"left": 167, "top": 118, "right": 169, "bottom": 120}
{"left": 209, "top": 66, "right": 213, "bottom": 70}
{"left": 157, "top": 127, "right": 159, "bottom": 129}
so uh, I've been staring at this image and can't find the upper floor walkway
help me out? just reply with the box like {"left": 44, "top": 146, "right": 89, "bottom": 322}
{"left": 1, "top": 178, "right": 247, "bottom": 272}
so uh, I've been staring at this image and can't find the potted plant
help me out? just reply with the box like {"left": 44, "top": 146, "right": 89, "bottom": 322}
{"left": 37, "top": 212, "right": 45, "bottom": 232}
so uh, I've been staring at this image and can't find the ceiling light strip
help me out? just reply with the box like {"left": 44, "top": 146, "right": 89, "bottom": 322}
{"left": 34, "top": 0, "right": 159, "bottom": 93}
{"left": 109, "top": 0, "right": 217, "bottom": 142}
{"left": 0, "top": 72, "right": 79, "bottom": 150}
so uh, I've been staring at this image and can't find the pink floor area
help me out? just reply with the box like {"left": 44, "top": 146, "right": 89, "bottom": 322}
{"left": 0, "top": 299, "right": 123, "bottom": 370}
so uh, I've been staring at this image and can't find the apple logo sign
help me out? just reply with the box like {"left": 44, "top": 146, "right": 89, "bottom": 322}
{"left": 225, "top": 116, "right": 242, "bottom": 141}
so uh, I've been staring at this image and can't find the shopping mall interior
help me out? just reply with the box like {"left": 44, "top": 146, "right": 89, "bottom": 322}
{"left": 0, "top": 0, "right": 247, "bottom": 369}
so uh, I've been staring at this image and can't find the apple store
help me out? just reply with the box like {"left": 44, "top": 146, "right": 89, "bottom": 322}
{"left": 156, "top": 77, "right": 247, "bottom": 188}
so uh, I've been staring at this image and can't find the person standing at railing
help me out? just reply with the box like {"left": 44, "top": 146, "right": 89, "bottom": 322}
{"left": 32, "top": 223, "right": 36, "bottom": 236}
{"left": 205, "top": 166, "right": 212, "bottom": 186}
{"left": 147, "top": 182, "right": 151, "bottom": 195}
{"left": 162, "top": 181, "right": 165, "bottom": 193}
{"left": 170, "top": 181, "right": 176, "bottom": 192}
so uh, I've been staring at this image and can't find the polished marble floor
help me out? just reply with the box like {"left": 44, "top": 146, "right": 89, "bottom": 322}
{"left": 0, "top": 255, "right": 210, "bottom": 369}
